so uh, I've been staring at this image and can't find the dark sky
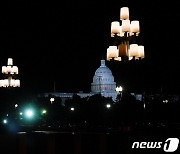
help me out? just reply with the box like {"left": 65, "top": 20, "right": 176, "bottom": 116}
{"left": 0, "top": 0, "right": 180, "bottom": 96}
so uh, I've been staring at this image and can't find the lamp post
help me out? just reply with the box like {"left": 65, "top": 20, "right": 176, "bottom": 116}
{"left": 106, "top": 7, "right": 145, "bottom": 62}
{"left": 116, "top": 86, "right": 123, "bottom": 100}
{"left": 0, "top": 58, "right": 20, "bottom": 123}
{"left": 50, "top": 97, "right": 55, "bottom": 104}
{"left": 70, "top": 107, "right": 75, "bottom": 111}
{"left": 0, "top": 58, "right": 20, "bottom": 88}
{"left": 15, "top": 104, "right": 18, "bottom": 108}
{"left": 106, "top": 104, "right": 111, "bottom": 109}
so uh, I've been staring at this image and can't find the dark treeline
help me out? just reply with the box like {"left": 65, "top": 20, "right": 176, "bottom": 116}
{"left": 1, "top": 92, "right": 180, "bottom": 132}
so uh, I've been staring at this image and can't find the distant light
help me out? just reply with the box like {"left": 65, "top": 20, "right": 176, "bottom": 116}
{"left": 116, "top": 86, "right": 123, "bottom": 92}
{"left": 15, "top": 104, "right": 18, "bottom": 108}
{"left": 3, "top": 119, "right": 8, "bottom": 124}
{"left": 42, "top": 109, "right": 47, "bottom": 114}
{"left": 25, "top": 109, "right": 34, "bottom": 118}
{"left": 50, "top": 98, "right": 55, "bottom": 104}
{"left": 106, "top": 104, "right": 111, "bottom": 109}
{"left": 163, "top": 100, "right": 168, "bottom": 103}
{"left": 19, "top": 112, "right": 23, "bottom": 115}
{"left": 70, "top": 107, "right": 74, "bottom": 111}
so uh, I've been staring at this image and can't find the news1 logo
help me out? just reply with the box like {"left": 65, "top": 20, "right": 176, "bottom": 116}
{"left": 164, "top": 138, "right": 179, "bottom": 152}
{"left": 132, "top": 138, "right": 179, "bottom": 152}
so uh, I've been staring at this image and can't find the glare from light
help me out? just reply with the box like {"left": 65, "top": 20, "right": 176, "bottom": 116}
{"left": 106, "top": 104, "right": 111, "bottom": 109}
{"left": 163, "top": 100, "right": 168, "bottom": 103}
{"left": 50, "top": 97, "right": 55, "bottom": 104}
{"left": 19, "top": 112, "right": 23, "bottom": 115}
{"left": 25, "top": 109, "right": 34, "bottom": 118}
{"left": 116, "top": 86, "right": 123, "bottom": 92}
{"left": 70, "top": 107, "right": 74, "bottom": 111}
{"left": 3, "top": 119, "right": 8, "bottom": 124}
{"left": 15, "top": 104, "right": 18, "bottom": 108}
{"left": 42, "top": 109, "right": 47, "bottom": 114}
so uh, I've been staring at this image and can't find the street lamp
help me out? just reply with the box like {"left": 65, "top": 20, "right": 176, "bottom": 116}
{"left": 116, "top": 86, "right": 123, "bottom": 93}
{"left": 106, "top": 104, "right": 111, "bottom": 109}
{"left": 0, "top": 58, "right": 20, "bottom": 87}
{"left": 15, "top": 104, "right": 18, "bottom": 108}
{"left": 106, "top": 7, "right": 145, "bottom": 62}
{"left": 50, "top": 97, "right": 55, "bottom": 104}
{"left": 42, "top": 109, "right": 47, "bottom": 114}
{"left": 70, "top": 107, "right": 75, "bottom": 111}
{"left": 116, "top": 86, "right": 123, "bottom": 100}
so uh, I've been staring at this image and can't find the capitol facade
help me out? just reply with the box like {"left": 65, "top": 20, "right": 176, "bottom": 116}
{"left": 41, "top": 60, "right": 118, "bottom": 103}
{"left": 91, "top": 59, "right": 117, "bottom": 100}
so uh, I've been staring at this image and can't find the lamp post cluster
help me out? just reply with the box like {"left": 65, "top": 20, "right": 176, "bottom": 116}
{"left": 0, "top": 58, "right": 20, "bottom": 88}
{"left": 106, "top": 7, "right": 145, "bottom": 62}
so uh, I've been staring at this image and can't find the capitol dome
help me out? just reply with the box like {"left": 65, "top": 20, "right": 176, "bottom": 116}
{"left": 91, "top": 60, "right": 117, "bottom": 96}
{"left": 42, "top": 59, "right": 118, "bottom": 103}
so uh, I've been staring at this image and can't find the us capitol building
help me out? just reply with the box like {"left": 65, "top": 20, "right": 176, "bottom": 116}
{"left": 40, "top": 59, "right": 118, "bottom": 103}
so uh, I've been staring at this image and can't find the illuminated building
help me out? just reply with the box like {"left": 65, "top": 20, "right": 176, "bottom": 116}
{"left": 41, "top": 59, "right": 118, "bottom": 103}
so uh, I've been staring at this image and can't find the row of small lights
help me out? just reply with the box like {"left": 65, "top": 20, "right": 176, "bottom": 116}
{"left": 3, "top": 105, "right": 47, "bottom": 124}
{"left": 2, "top": 84, "right": 123, "bottom": 125}
{"left": 2, "top": 103, "right": 112, "bottom": 125}
{"left": 70, "top": 104, "right": 112, "bottom": 111}
{"left": 50, "top": 97, "right": 113, "bottom": 111}
{"left": 2, "top": 85, "right": 123, "bottom": 124}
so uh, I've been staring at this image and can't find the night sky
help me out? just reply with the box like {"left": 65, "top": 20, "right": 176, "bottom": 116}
{"left": 0, "top": 0, "right": 180, "bottom": 97}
